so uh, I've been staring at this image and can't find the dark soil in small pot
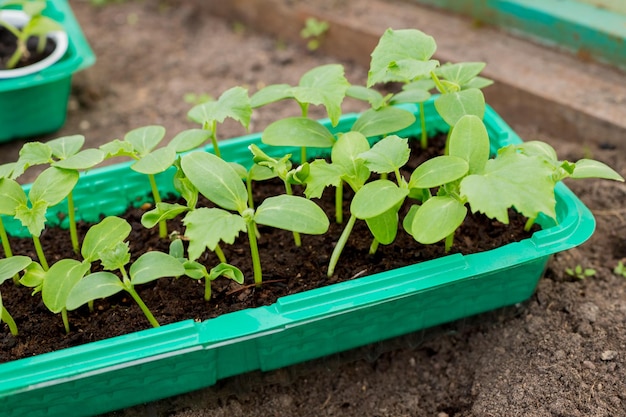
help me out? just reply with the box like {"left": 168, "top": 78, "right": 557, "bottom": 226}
{"left": 0, "top": 26, "right": 56, "bottom": 69}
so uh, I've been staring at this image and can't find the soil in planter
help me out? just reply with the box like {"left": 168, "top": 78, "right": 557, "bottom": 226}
{"left": 0, "top": 26, "right": 57, "bottom": 69}
{"left": 0, "top": 135, "right": 540, "bottom": 363}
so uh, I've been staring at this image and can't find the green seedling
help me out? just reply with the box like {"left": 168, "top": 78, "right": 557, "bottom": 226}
{"left": 169, "top": 238, "right": 244, "bottom": 301}
{"left": 0, "top": 0, "right": 64, "bottom": 69}
{"left": 300, "top": 17, "right": 329, "bottom": 51}
{"left": 180, "top": 151, "right": 329, "bottom": 287}
{"left": 614, "top": 260, "right": 626, "bottom": 278}
{"left": 100, "top": 126, "right": 211, "bottom": 239}
{"left": 187, "top": 86, "right": 252, "bottom": 159}
{"left": 253, "top": 63, "right": 350, "bottom": 163}
{"left": 0, "top": 256, "right": 32, "bottom": 335}
{"left": 1, "top": 167, "right": 78, "bottom": 270}
{"left": 14, "top": 135, "right": 105, "bottom": 253}
{"left": 248, "top": 144, "right": 310, "bottom": 246}
{"left": 64, "top": 216, "right": 184, "bottom": 328}
{"left": 565, "top": 264, "right": 596, "bottom": 280}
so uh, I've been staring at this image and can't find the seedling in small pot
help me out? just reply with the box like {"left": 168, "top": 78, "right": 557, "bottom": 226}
{"left": 0, "top": 255, "right": 32, "bottom": 335}
{"left": 0, "top": 0, "right": 64, "bottom": 69}
{"left": 181, "top": 151, "right": 329, "bottom": 287}
{"left": 253, "top": 63, "right": 350, "bottom": 163}
{"left": 187, "top": 86, "right": 252, "bottom": 159}
{"left": 65, "top": 216, "right": 185, "bottom": 328}
{"left": 169, "top": 238, "right": 244, "bottom": 301}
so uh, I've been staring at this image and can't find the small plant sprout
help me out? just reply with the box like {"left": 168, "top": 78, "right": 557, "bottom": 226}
{"left": 253, "top": 63, "right": 350, "bottom": 163}
{"left": 0, "top": 256, "right": 32, "bottom": 335}
{"left": 614, "top": 260, "right": 626, "bottom": 278}
{"left": 565, "top": 264, "right": 596, "bottom": 280}
{"left": 0, "top": 177, "right": 24, "bottom": 281}
{"left": 14, "top": 135, "right": 105, "bottom": 253}
{"left": 169, "top": 238, "right": 244, "bottom": 301}
{"left": 300, "top": 17, "right": 329, "bottom": 51}
{"left": 0, "top": 0, "right": 64, "bottom": 69}
{"left": 187, "top": 86, "right": 252, "bottom": 159}
{"left": 181, "top": 151, "right": 329, "bottom": 287}
{"left": 66, "top": 216, "right": 185, "bottom": 328}
{"left": 248, "top": 144, "right": 310, "bottom": 246}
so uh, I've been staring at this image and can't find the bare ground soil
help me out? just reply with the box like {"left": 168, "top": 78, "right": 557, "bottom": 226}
{"left": 0, "top": 1, "right": 625, "bottom": 416}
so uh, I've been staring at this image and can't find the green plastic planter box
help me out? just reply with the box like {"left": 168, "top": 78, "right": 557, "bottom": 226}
{"left": 0, "top": 0, "right": 95, "bottom": 142}
{"left": 0, "top": 101, "right": 595, "bottom": 417}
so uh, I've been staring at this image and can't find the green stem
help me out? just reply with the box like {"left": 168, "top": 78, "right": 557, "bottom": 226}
{"left": 419, "top": 102, "right": 428, "bottom": 149}
{"left": 246, "top": 221, "right": 263, "bottom": 287}
{"left": 430, "top": 71, "right": 448, "bottom": 94}
{"left": 300, "top": 146, "right": 307, "bottom": 166}
{"left": 67, "top": 191, "right": 80, "bottom": 254}
{"left": 32, "top": 236, "right": 49, "bottom": 271}
{"left": 444, "top": 231, "right": 454, "bottom": 253}
{"left": 299, "top": 102, "right": 309, "bottom": 163}
{"left": 148, "top": 174, "right": 168, "bottom": 239}
{"left": 328, "top": 214, "right": 357, "bottom": 277}
{"left": 246, "top": 175, "right": 255, "bottom": 210}
{"left": 369, "top": 238, "right": 379, "bottom": 255}
{"left": 126, "top": 286, "right": 160, "bottom": 328}
{"left": 0, "top": 218, "right": 19, "bottom": 285}
{"left": 524, "top": 217, "right": 536, "bottom": 232}
{"left": 335, "top": 181, "right": 343, "bottom": 224}
{"left": 61, "top": 308, "right": 70, "bottom": 334}
{"left": 1, "top": 308, "right": 18, "bottom": 336}
{"left": 444, "top": 126, "right": 453, "bottom": 155}
{"left": 204, "top": 274, "right": 212, "bottom": 301}
{"left": 284, "top": 182, "right": 301, "bottom": 247}
{"left": 214, "top": 243, "right": 227, "bottom": 264}
{"left": 208, "top": 120, "right": 221, "bottom": 159}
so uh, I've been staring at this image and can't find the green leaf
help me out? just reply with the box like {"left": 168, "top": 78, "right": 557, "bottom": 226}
{"left": 516, "top": 141, "right": 558, "bottom": 162}
{"left": 346, "top": 85, "right": 386, "bottom": 109}
{"left": 351, "top": 106, "right": 416, "bottom": 138}
{"left": 461, "top": 149, "right": 556, "bottom": 223}
{"left": 66, "top": 272, "right": 124, "bottom": 311}
{"left": 332, "top": 132, "right": 372, "bottom": 192}
{"left": 99, "top": 241, "right": 131, "bottom": 271}
{"left": 19, "top": 262, "right": 46, "bottom": 290}
{"left": 0, "top": 256, "right": 32, "bottom": 285}
{"left": 351, "top": 179, "right": 409, "bottom": 219}
{"left": 249, "top": 163, "right": 276, "bottom": 181}
{"left": 250, "top": 84, "right": 293, "bottom": 108}
{"left": 292, "top": 64, "right": 350, "bottom": 126}
{"left": 183, "top": 207, "right": 246, "bottom": 261}
{"left": 435, "top": 62, "right": 486, "bottom": 86}
{"left": 464, "top": 76, "right": 494, "bottom": 90}
{"left": 52, "top": 148, "right": 105, "bottom": 170}
{"left": 29, "top": 167, "right": 79, "bottom": 206}
{"left": 169, "top": 239, "right": 185, "bottom": 260}
{"left": 181, "top": 260, "right": 207, "bottom": 280}
{"left": 0, "top": 178, "right": 27, "bottom": 215}
{"left": 81, "top": 216, "right": 132, "bottom": 263}
{"left": 187, "top": 86, "right": 251, "bottom": 130}
{"left": 141, "top": 202, "right": 189, "bottom": 229}
{"left": 168, "top": 129, "right": 212, "bottom": 153}
{"left": 42, "top": 259, "right": 91, "bottom": 314}
{"left": 390, "top": 88, "right": 431, "bottom": 105}
{"left": 409, "top": 155, "right": 469, "bottom": 189}
{"left": 0, "top": 162, "right": 16, "bottom": 179}
{"left": 100, "top": 139, "right": 135, "bottom": 159}
{"left": 358, "top": 135, "right": 410, "bottom": 174}
{"left": 304, "top": 159, "right": 343, "bottom": 199}
{"left": 570, "top": 159, "right": 624, "bottom": 181}
{"left": 131, "top": 146, "right": 177, "bottom": 175}
{"left": 130, "top": 252, "right": 186, "bottom": 285}
{"left": 368, "top": 28, "right": 438, "bottom": 86}
{"left": 125, "top": 125, "right": 166, "bottom": 157}
{"left": 208, "top": 263, "right": 245, "bottom": 284}
{"left": 14, "top": 200, "right": 48, "bottom": 237}
{"left": 365, "top": 206, "right": 399, "bottom": 245}
{"left": 447, "top": 115, "right": 490, "bottom": 174}
{"left": 47, "top": 135, "right": 85, "bottom": 160}
{"left": 262, "top": 117, "right": 336, "bottom": 149}
{"left": 255, "top": 195, "right": 329, "bottom": 234}
{"left": 434, "top": 88, "right": 485, "bottom": 126}
{"left": 411, "top": 196, "right": 467, "bottom": 244}
{"left": 181, "top": 152, "right": 249, "bottom": 212}
{"left": 18, "top": 142, "right": 52, "bottom": 168}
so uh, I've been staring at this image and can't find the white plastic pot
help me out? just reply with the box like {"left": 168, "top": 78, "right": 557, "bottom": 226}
{"left": 0, "top": 9, "right": 68, "bottom": 79}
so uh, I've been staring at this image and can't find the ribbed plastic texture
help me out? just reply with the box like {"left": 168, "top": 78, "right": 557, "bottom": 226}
{"left": 0, "top": 102, "right": 596, "bottom": 417}
{"left": 0, "top": 0, "right": 96, "bottom": 142}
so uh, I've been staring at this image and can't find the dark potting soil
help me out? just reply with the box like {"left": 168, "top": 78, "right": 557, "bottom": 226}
{"left": 0, "top": 135, "right": 540, "bottom": 363}
{"left": 0, "top": 26, "right": 57, "bottom": 70}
